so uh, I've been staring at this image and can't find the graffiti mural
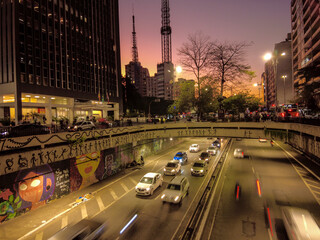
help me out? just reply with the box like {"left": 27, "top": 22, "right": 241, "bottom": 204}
{"left": 70, "top": 152, "right": 104, "bottom": 191}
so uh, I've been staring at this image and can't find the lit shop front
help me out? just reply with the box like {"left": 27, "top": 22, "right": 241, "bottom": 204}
{"left": 0, "top": 93, "right": 120, "bottom": 124}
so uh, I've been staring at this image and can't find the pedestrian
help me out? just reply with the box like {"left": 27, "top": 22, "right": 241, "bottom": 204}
{"left": 140, "top": 155, "right": 144, "bottom": 165}
{"left": 43, "top": 116, "right": 47, "bottom": 124}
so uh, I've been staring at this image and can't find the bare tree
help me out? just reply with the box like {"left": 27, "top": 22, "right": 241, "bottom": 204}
{"left": 177, "top": 32, "right": 213, "bottom": 120}
{"left": 209, "top": 41, "right": 255, "bottom": 99}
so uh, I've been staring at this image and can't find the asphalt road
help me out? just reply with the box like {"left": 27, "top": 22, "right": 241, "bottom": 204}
{"left": 202, "top": 138, "right": 320, "bottom": 240}
{"left": 4, "top": 137, "right": 320, "bottom": 240}
{"left": 16, "top": 137, "right": 221, "bottom": 240}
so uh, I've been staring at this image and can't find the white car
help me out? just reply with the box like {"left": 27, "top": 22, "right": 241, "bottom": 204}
{"left": 234, "top": 148, "right": 244, "bottom": 158}
{"left": 259, "top": 138, "right": 267, "bottom": 143}
{"left": 161, "top": 176, "right": 190, "bottom": 205}
{"left": 207, "top": 146, "right": 217, "bottom": 155}
{"left": 163, "top": 161, "right": 181, "bottom": 176}
{"left": 135, "top": 173, "right": 163, "bottom": 196}
{"left": 282, "top": 207, "right": 320, "bottom": 240}
{"left": 189, "top": 144, "right": 200, "bottom": 152}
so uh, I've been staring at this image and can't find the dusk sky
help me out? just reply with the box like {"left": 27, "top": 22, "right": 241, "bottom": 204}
{"left": 119, "top": 0, "right": 291, "bottom": 92}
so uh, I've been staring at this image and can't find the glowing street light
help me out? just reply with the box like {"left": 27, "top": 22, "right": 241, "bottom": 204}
{"left": 176, "top": 66, "right": 182, "bottom": 73}
{"left": 263, "top": 52, "right": 272, "bottom": 61}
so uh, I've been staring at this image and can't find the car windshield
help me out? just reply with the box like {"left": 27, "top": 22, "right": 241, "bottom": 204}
{"left": 75, "top": 122, "right": 83, "bottom": 126}
{"left": 175, "top": 153, "right": 183, "bottom": 157}
{"left": 235, "top": 149, "right": 242, "bottom": 152}
{"left": 191, "top": 145, "right": 198, "bottom": 147}
{"left": 166, "top": 162, "right": 177, "bottom": 168}
{"left": 167, "top": 184, "right": 180, "bottom": 191}
{"left": 193, "top": 163, "right": 204, "bottom": 167}
{"left": 200, "top": 153, "right": 209, "bottom": 157}
{"left": 140, "top": 177, "right": 153, "bottom": 184}
{"left": 208, "top": 147, "right": 215, "bottom": 150}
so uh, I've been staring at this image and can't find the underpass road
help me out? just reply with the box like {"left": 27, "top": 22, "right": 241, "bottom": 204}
{"left": 206, "top": 139, "right": 320, "bottom": 240}
{"left": 0, "top": 137, "right": 222, "bottom": 240}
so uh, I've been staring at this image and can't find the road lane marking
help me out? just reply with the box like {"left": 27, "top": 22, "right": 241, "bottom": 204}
{"left": 96, "top": 195, "right": 105, "bottom": 211}
{"left": 19, "top": 140, "right": 192, "bottom": 240}
{"left": 129, "top": 177, "right": 138, "bottom": 185}
{"left": 282, "top": 152, "right": 320, "bottom": 205}
{"left": 61, "top": 215, "right": 68, "bottom": 228}
{"left": 121, "top": 183, "right": 129, "bottom": 192}
{"left": 81, "top": 205, "right": 88, "bottom": 219}
{"left": 35, "top": 232, "right": 43, "bottom": 240}
{"left": 110, "top": 189, "right": 119, "bottom": 200}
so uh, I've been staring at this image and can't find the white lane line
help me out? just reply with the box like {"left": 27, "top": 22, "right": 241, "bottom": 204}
{"left": 278, "top": 143, "right": 320, "bottom": 181}
{"left": 81, "top": 205, "right": 88, "bottom": 219}
{"left": 96, "top": 196, "right": 105, "bottom": 211}
{"left": 129, "top": 177, "right": 138, "bottom": 185}
{"left": 110, "top": 189, "right": 119, "bottom": 200}
{"left": 34, "top": 232, "right": 43, "bottom": 240}
{"left": 61, "top": 215, "right": 68, "bottom": 229}
{"left": 121, "top": 183, "right": 129, "bottom": 192}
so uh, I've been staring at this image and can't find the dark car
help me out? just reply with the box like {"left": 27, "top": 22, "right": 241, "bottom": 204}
{"left": 8, "top": 124, "right": 51, "bottom": 138}
{"left": 199, "top": 152, "right": 210, "bottom": 162}
{"left": 48, "top": 219, "right": 106, "bottom": 240}
{"left": 212, "top": 139, "right": 221, "bottom": 148}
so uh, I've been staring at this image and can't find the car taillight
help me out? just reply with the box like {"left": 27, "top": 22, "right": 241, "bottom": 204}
{"left": 295, "top": 113, "right": 299, "bottom": 117}
{"left": 242, "top": 152, "right": 244, "bottom": 155}
{"left": 281, "top": 113, "right": 285, "bottom": 117}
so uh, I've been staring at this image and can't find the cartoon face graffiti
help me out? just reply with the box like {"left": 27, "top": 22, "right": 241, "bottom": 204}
{"left": 18, "top": 172, "right": 52, "bottom": 204}
{"left": 15, "top": 165, "right": 55, "bottom": 210}
{"left": 76, "top": 152, "right": 100, "bottom": 178}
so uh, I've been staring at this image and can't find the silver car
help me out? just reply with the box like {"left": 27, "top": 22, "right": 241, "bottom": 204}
{"left": 163, "top": 161, "right": 181, "bottom": 176}
{"left": 233, "top": 148, "right": 244, "bottom": 158}
{"left": 161, "top": 176, "right": 189, "bottom": 205}
{"left": 68, "top": 121, "right": 96, "bottom": 131}
{"left": 135, "top": 172, "right": 163, "bottom": 196}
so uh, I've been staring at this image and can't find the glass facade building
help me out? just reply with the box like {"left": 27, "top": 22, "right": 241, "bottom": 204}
{"left": 0, "top": 0, "right": 122, "bottom": 124}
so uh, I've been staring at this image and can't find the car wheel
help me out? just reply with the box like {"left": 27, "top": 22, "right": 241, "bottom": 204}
{"left": 150, "top": 189, "right": 154, "bottom": 196}
{"left": 179, "top": 199, "right": 183, "bottom": 206}
{"left": 91, "top": 127, "right": 95, "bottom": 130}
{"left": 78, "top": 128, "right": 82, "bottom": 131}
{"left": 186, "top": 188, "right": 189, "bottom": 196}
{"left": 160, "top": 181, "right": 163, "bottom": 187}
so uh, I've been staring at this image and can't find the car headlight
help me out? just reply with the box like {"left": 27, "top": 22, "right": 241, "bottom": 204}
{"left": 135, "top": 186, "right": 138, "bottom": 190}
{"left": 206, "top": 158, "right": 208, "bottom": 161}
{"left": 146, "top": 187, "right": 150, "bottom": 191}
{"left": 191, "top": 168, "right": 194, "bottom": 171}
{"left": 174, "top": 196, "right": 179, "bottom": 202}
{"left": 161, "top": 194, "right": 166, "bottom": 199}
{"left": 199, "top": 158, "right": 202, "bottom": 160}
{"left": 164, "top": 168, "right": 166, "bottom": 171}
{"left": 200, "top": 170, "right": 203, "bottom": 172}
{"left": 171, "top": 169, "right": 176, "bottom": 172}
{"left": 74, "top": 126, "right": 78, "bottom": 129}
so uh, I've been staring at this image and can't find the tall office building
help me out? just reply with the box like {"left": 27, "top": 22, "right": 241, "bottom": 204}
{"left": 0, "top": 0, "right": 122, "bottom": 125}
{"left": 291, "top": 0, "right": 320, "bottom": 103}
{"left": 263, "top": 34, "right": 293, "bottom": 108}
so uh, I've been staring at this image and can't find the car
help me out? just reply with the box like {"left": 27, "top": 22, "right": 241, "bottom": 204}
{"left": 199, "top": 152, "right": 210, "bottom": 162}
{"left": 281, "top": 207, "right": 320, "bottom": 240}
{"left": 7, "top": 124, "right": 51, "bottom": 138}
{"left": 173, "top": 152, "right": 188, "bottom": 164}
{"left": 234, "top": 148, "right": 244, "bottom": 158}
{"left": 161, "top": 176, "right": 190, "bottom": 205}
{"left": 163, "top": 161, "right": 181, "bottom": 176}
{"left": 135, "top": 172, "right": 163, "bottom": 196}
{"left": 191, "top": 160, "right": 208, "bottom": 176}
{"left": 259, "top": 138, "right": 267, "bottom": 142}
{"left": 207, "top": 146, "right": 218, "bottom": 155}
{"left": 68, "top": 121, "right": 96, "bottom": 131}
{"left": 212, "top": 139, "right": 221, "bottom": 148}
{"left": 189, "top": 144, "right": 200, "bottom": 152}
{"left": 48, "top": 218, "right": 106, "bottom": 240}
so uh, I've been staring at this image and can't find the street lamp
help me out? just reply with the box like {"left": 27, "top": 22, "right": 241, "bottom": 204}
{"left": 253, "top": 83, "right": 263, "bottom": 99}
{"left": 281, "top": 75, "right": 287, "bottom": 104}
{"left": 148, "top": 99, "right": 160, "bottom": 120}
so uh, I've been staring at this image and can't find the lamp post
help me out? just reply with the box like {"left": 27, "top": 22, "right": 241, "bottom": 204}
{"left": 253, "top": 83, "right": 262, "bottom": 99}
{"left": 281, "top": 75, "right": 287, "bottom": 104}
{"left": 148, "top": 99, "right": 160, "bottom": 121}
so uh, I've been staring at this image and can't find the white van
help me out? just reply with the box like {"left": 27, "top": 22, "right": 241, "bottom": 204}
{"left": 282, "top": 207, "right": 320, "bottom": 240}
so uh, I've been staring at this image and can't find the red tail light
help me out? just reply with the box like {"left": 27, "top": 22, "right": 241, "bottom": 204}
{"left": 281, "top": 113, "right": 285, "bottom": 117}
{"left": 295, "top": 113, "right": 299, "bottom": 117}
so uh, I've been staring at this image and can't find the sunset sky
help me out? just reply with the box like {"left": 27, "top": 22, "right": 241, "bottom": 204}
{"left": 118, "top": 0, "right": 291, "bottom": 93}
